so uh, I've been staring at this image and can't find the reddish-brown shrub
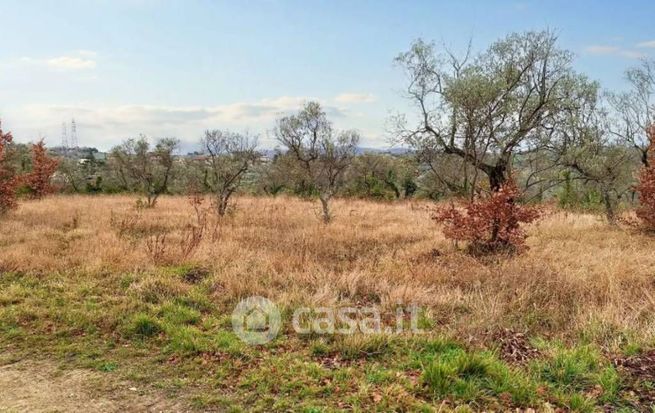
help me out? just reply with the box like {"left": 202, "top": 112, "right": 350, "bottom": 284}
{"left": 433, "top": 180, "right": 542, "bottom": 254}
{"left": 24, "top": 140, "right": 59, "bottom": 199}
{"left": 0, "top": 122, "right": 18, "bottom": 214}
{"left": 635, "top": 126, "right": 655, "bottom": 232}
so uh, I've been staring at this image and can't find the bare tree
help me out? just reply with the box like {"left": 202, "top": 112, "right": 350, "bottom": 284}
{"left": 275, "top": 102, "right": 359, "bottom": 223}
{"left": 200, "top": 130, "right": 259, "bottom": 216}
{"left": 110, "top": 135, "right": 179, "bottom": 207}
{"left": 608, "top": 59, "right": 655, "bottom": 166}
{"left": 394, "top": 31, "right": 589, "bottom": 194}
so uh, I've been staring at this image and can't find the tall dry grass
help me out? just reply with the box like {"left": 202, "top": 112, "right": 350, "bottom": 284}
{"left": 1, "top": 194, "right": 654, "bottom": 349}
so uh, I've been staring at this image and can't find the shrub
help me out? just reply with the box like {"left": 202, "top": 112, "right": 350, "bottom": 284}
{"left": 0, "top": 123, "right": 18, "bottom": 214}
{"left": 24, "top": 140, "right": 60, "bottom": 199}
{"left": 433, "top": 180, "right": 541, "bottom": 254}
{"left": 635, "top": 126, "right": 655, "bottom": 232}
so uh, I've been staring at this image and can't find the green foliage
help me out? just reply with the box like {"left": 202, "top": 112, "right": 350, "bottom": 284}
{"left": 97, "top": 361, "right": 119, "bottom": 372}
{"left": 567, "top": 393, "right": 596, "bottom": 412}
{"left": 165, "top": 325, "right": 211, "bottom": 354}
{"left": 533, "top": 343, "right": 622, "bottom": 406}
{"left": 597, "top": 367, "right": 621, "bottom": 403}
{"left": 421, "top": 349, "right": 537, "bottom": 405}
{"left": 558, "top": 171, "right": 578, "bottom": 208}
{"left": 110, "top": 135, "right": 180, "bottom": 208}
{"left": 403, "top": 175, "right": 418, "bottom": 198}
{"left": 158, "top": 303, "right": 201, "bottom": 326}
{"left": 126, "top": 313, "right": 162, "bottom": 339}
{"left": 537, "top": 345, "right": 601, "bottom": 390}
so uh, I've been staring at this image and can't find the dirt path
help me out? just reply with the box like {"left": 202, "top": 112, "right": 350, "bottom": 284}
{"left": 0, "top": 359, "right": 190, "bottom": 412}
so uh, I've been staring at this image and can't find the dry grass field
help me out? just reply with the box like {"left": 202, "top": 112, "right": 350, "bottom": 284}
{"left": 1, "top": 195, "right": 655, "bottom": 411}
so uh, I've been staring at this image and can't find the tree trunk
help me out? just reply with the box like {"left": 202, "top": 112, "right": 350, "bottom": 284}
{"left": 488, "top": 163, "right": 508, "bottom": 192}
{"left": 146, "top": 192, "right": 158, "bottom": 208}
{"left": 385, "top": 179, "right": 401, "bottom": 199}
{"left": 216, "top": 195, "right": 228, "bottom": 216}
{"left": 68, "top": 175, "right": 79, "bottom": 193}
{"left": 601, "top": 188, "right": 616, "bottom": 225}
{"left": 319, "top": 195, "right": 331, "bottom": 224}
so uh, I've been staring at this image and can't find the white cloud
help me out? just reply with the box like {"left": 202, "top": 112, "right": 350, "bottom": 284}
{"left": 16, "top": 97, "right": 343, "bottom": 130}
{"left": 334, "top": 93, "right": 377, "bottom": 104}
{"left": 47, "top": 56, "right": 96, "bottom": 70}
{"left": 12, "top": 51, "right": 97, "bottom": 71}
{"left": 585, "top": 45, "right": 619, "bottom": 55}
{"left": 84, "top": 97, "right": 342, "bottom": 124}
{"left": 584, "top": 45, "right": 646, "bottom": 59}
{"left": 7, "top": 97, "right": 354, "bottom": 149}
{"left": 618, "top": 50, "right": 647, "bottom": 59}
{"left": 637, "top": 40, "right": 655, "bottom": 48}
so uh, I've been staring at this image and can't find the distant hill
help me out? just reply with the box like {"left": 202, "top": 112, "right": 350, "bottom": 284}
{"left": 355, "top": 146, "right": 412, "bottom": 155}
{"left": 255, "top": 146, "right": 413, "bottom": 159}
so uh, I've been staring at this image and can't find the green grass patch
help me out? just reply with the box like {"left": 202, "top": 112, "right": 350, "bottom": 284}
{"left": 421, "top": 349, "right": 537, "bottom": 406}
{"left": 126, "top": 313, "right": 162, "bottom": 339}
{"left": 158, "top": 303, "right": 202, "bottom": 326}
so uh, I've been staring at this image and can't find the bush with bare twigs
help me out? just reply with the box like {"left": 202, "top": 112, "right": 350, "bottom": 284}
{"left": 111, "top": 193, "right": 220, "bottom": 265}
{"left": 109, "top": 210, "right": 143, "bottom": 240}
{"left": 433, "top": 180, "right": 542, "bottom": 254}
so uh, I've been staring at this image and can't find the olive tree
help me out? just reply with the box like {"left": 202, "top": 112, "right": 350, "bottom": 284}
{"left": 608, "top": 59, "right": 655, "bottom": 166}
{"left": 394, "top": 31, "right": 588, "bottom": 195}
{"left": 199, "top": 130, "right": 259, "bottom": 216}
{"left": 275, "top": 101, "right": 359, "bottom": 223}
{"left": 347, "top": 153, "right": 417, "bottom": 199}
{"left": 254, "top": 151, "right": 311, "bottom": 197}
{"left": 110, "top": 135, "right": 179, "bottom": 207}
{"left": 559, "top": 84, "right": 635, "bottom": 223}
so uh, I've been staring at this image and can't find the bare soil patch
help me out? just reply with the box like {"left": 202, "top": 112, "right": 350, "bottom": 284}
{"left": 0, "top": 358, "right": 188, "bottom": 413}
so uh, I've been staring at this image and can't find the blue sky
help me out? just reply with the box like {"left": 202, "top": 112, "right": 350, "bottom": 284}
{"left": 1, "top": 0, "right": 654, "bottom": 151}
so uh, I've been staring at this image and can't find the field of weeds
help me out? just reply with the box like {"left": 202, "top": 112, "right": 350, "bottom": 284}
{"left": 1, "top": 195, "right": 655, "bottom": 411}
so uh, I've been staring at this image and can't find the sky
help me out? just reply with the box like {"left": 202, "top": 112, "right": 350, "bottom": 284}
{"left": 1, "top": 0, "right": 654, "bottom": 152}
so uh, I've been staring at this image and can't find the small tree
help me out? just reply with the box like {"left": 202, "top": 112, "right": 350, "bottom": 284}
{"left": 110, "top": 136, "right": 179, "bottom": 207}
{"left": 0, "top": 122, "right": 18, "bottom": 214}
{"left": 635, "top": 126, "right": 655, "bottom": 231}
{"left": 558, "top": 91, "right": 634, "bottom": 224}
{"left": 347, "top": 153, "right": 417, "bottom": 200}
{"left": 433, "top": 180, "right": 541, "bottom": 254}
{"left": 199, "top": 130, "right": 259, "bottom": 216}
{"left": 275, "top": 101, "right": 359, "bottom": 223}
{"left": 24, "top": 140, "right": 60, "bottom": 199}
